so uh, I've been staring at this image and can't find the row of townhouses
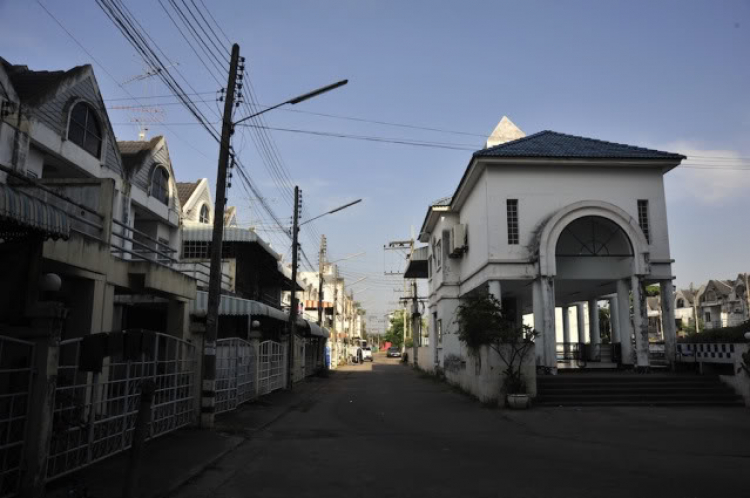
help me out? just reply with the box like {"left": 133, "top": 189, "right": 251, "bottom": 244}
{"left": 0, "top": 57, "right": 358, "bottom": 496}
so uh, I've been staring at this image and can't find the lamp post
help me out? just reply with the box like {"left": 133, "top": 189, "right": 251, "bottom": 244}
{"left": 204, "top": 75, "right": 347, "bottom": 426}
{"left": 287, "top": 197, "right": 362, "bottom": 389}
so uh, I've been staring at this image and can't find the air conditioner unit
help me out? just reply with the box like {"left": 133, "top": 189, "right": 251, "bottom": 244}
{"left": 449, "top": 224, "right": 467, "bottom": 257}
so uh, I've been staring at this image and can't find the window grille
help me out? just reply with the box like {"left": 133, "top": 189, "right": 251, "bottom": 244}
{"left": 637, "top": 200, "right": 650, "bottom": 243}
{"left": 68, "top": 102, "right": 102, "bottom": 157}
{"left": 507, "top": 199, "right": 519, "bottom": 245}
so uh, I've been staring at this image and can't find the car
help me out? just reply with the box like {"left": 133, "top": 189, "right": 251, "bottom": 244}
{"left": 387, "top": 347, "right": 401, "bottom": 358}
{"left": 362, "top": 347, "right": 373, "bottom": 361}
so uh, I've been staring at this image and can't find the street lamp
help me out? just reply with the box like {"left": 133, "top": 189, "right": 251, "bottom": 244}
{"left": 233, "top": 80, "right": 348, "bottom": 127}
{"left": 205, "top": 72, "right": 348, "bottom": 415}
{"left": 288, "top": 196, "right": 362, "bottom": 389}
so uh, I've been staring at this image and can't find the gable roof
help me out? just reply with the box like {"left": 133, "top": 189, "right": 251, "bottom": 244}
{"left": 474, "top": 131, "right": 686, "bottom": 160}
{"left": 0, "top": 57, "right": 88, "bottom": 106}
{"left": 117, "top": 136, "right": 163, "bottom": 171}
{"left": 176, "top": 182, "right": 200, "bottom": 207}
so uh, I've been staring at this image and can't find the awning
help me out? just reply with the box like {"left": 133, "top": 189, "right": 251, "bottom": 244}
{"left": 404, "top": 246, "right": 429, "bottom": 279}
{"left": 304, "top": 300, "right": 332, "bottom": 309}
{"left": 190, "top": 290, "right": 288, "bottom": 322}
{"left": 304, "top": 322, "right": 330, "bottom": 339}
{"left": 0, "top": 183, "right": 70, "bottom": 240}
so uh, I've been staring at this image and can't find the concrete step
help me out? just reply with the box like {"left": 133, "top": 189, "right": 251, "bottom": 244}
{"left": 535, "top": 399, "right": 745, "bottom": 407}
{"left": 536, "top": 373, "right": 743, "bottom": 407}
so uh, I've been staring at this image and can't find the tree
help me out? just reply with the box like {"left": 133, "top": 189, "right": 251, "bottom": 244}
{"left": 456, "top": 294, "right": 537, "bottom": 395}
{"left": 384, "top": 309, "right": 406, "bottom": 347}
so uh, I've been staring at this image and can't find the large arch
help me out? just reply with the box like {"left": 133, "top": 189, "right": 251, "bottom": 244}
{"left": 537, "top": 201, "right": 650, "bottom": 278}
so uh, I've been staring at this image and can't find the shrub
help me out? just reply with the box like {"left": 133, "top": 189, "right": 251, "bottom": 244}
{"left": 678, "top": 320, "right": 750, "bottom": 343}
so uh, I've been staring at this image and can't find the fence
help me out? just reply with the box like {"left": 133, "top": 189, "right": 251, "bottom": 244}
{"left": 258, "top": 341, "right": 287, "bottom": 396}
{"left": 215, "top": 338, "right": 257, "bottom": 415}
{"left": 0, "top": 336, "right": 35, "bottom": 498}
{"left": 46, "top": 332, "right": 196, "bottom": 481}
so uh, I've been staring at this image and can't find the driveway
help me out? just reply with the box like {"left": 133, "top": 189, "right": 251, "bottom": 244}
{"left": 173, "top": 353, "right": 750, "bottom": 498}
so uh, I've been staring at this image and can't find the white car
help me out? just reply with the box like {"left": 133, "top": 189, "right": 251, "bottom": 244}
{"left": 361, "top": 347, "right": 373, "bottom": 362}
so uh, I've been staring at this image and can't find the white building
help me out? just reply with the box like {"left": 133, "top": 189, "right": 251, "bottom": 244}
{"left": 408, "top": 117, "right": 686, "bottom": 375}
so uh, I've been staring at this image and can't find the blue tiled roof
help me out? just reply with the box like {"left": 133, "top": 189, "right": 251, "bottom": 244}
{"left": 474, "top": 131, "right": 686, "bottom": 160}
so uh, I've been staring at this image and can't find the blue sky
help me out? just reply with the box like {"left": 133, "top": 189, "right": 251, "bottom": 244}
{"left": 2, "top": 1, "right": 749, "bottom": 328}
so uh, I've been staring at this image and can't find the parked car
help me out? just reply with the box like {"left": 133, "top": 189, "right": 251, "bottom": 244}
{"left": 362, "top": 347, "right": 373, "bottom": 361}
{"left": 387, "top": 347, "right": 401, "bottom": 358}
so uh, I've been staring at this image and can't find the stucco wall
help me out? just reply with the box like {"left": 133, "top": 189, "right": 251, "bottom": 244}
{"left": 441, "top": 343, "right": 537, "bottom": 405}
{"left": 478, "top": 164, "right": 671, "bottom": 264}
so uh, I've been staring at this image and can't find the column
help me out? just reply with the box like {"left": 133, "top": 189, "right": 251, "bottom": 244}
{"left": 576, "top": 303, "right": 587, "bottom": 344}
{"left": 588, "top": 298, "right": 601, "bottom": 345}
{"left": 609, "top": 296, "right": 621, "bottom": 343}
{"left": 631, "top": 275, "right": 650, "bottom": 368}
{"left": 660, "top": 280, "right": 678, "bottom": 368}
{"left": 488, "top": 280, "right": 502, "bottom": 303}
{"left": 561, "top": 306, "right": 571, "bottom": 357}
{"left": 532, "top": 279, "right": 545, "bottom": 365}
{"left": 616, "top": 279, "right": 634, "bottom": 366}
{"left": 21, "top": 302, "right": 67, "bottom": 497}
{"left": 541, "top": 277, "right": 557, "bottom": 371}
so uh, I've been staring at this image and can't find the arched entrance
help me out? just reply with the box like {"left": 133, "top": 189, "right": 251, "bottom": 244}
{"left": 532, "top": 201, "right": 663, "bottom": 372}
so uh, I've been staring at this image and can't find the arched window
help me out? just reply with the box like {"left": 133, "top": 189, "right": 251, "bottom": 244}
{"left": 677, "top": 299, "right": 685, "bottom": 308}
{"left": 151, "top": 166, "right": 170, "bottom": 205}
{"left": 68, "top": 102, "right": 102, "bottom": 157}
{"left": 199, "top": 204, "right": 210, "bottom": 224}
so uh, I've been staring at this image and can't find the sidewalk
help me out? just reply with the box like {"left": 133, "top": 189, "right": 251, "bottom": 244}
{"left": 45, "top": 374, "right": 332, "bottom": 498}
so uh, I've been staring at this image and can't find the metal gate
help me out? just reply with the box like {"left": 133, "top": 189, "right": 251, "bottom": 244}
{"left": 46, "top": 332, "right": 196, "bottom": 481}
{"left": 258, "top": 341, "right": 286, "bottom": 396}
{"left": 0, "top": 335, "right": 34, "bottom": 498}
{"left": 215, "top": 338, "right": 257, "bottom": 414}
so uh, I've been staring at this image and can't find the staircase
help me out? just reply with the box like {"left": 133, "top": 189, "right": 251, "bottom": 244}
{"left": 536, "top": 373, "right": 744, "bottom": 407}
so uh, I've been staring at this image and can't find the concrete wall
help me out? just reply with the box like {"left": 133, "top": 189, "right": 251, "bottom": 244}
{"left": 439, "top": 344, "right": 537, "bottom": 405}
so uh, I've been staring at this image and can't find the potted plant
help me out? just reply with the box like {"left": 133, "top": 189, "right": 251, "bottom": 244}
{"left": 457, "top": 294, "right": 538, "bottom": 409}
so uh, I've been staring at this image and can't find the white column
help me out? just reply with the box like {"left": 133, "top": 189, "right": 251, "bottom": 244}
{"left": 541, "top": 277, "right": 557, "bottom": 371}
{"left": 562, "top": 305, "right": 571, "bottom": 357}
{"left": 576, "top": 303, "right": 587, "bottom": 344}
{"left": 631, "top": 275, "right": 650, "bottom": 368}
{"left": 616, "top": 279, "right": 634, "bottom": 366}
{"left": 660, "top": 280, "right": 677, "bottom": 367}
{"left": 532, "top": 278, "right": 544, "bottom": 365}
{"left": 488, "top": 280, "right": 502, "bottom": 303}
{"left": 609, "top": 296, "right": 620, "bottom": 343}
{"left": 588, "top": 298, "right": 600, "bottom": 346}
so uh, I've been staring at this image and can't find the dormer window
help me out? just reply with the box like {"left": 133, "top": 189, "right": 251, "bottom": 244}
{"left": 68, "top": 102, "right": 102, "bottom": 157}
{"left": 151, "top": 166, "right": 170, "bottom": 205}
{"left": 199, "top": 204, "right": 210, "bottom": 224}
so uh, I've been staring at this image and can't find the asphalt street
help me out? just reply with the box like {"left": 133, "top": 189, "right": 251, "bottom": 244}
{"left": 172, "top": 353, "right": 750, "bottom": 498}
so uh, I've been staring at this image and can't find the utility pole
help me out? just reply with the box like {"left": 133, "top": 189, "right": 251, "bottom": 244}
{"left": 287, "top": 186, "right": 301, "bottom": 390}
{"left": 317, "top": 235, "right": 327, "bottom": 326}
{"left": 333, "top": 276, "right": 339, "bottom": 365}
{"left": 203, "top": 43, "right": 240, "bottom": 428}
{"left": 411, "top": 279, "right": 420, "bottom": 366}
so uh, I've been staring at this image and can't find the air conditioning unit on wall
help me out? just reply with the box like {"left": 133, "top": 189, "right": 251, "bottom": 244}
{"left": 449, "top": 224, "right": 467, "bottom": 258}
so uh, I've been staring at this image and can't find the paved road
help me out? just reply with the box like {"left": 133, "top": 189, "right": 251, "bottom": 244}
{"left": 174, "top": 353, "right": 750, "bottom": 498}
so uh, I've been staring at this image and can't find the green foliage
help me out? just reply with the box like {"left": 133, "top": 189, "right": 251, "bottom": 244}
{"left": 456, "top": 294, "right": 537, "bottom": 395}
{"left": 405, "top": 337, "right": 414, "bottom": 348}
{"left": 679, "top": 320, "right": 750, "bottom": 343}
{"left": 384, "top": 309, "right": 405, "bottom": 347}
{"left": 645, "top": 285, "right": 661, "bottom": 297}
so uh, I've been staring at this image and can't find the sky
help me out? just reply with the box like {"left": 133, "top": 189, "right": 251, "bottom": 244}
{"left": 1, "top": 1, "right": 749, "bottom": 333}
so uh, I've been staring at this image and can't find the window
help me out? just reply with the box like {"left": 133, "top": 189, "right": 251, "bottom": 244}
{"left": 637, "top": 200, "right": 650, "bottom": 243}
{"left": 199, "top": 204, "right": 210, "bottom": 224}
{"left": 507, "top": 199, "right": 519, "bottom": 245}
{"left": 705, "top": 312, "right": 711, "bottom": 322}
{"left": 182, "top": 240, "right": 209, "bottom": 259}
{"left": 433, "top": 238, "right": 442, "bottom": 271}
{"left": 676, "top": 299, "right": 685, "bottom": 308}
{"left": 151, "top": 167, "right": 170, "bottom": 205}
{"left": 437, "top": 317, "right": 443, "bottom": 345}
{"left": 68, "top": 102, "right": 102, "bottom": 157}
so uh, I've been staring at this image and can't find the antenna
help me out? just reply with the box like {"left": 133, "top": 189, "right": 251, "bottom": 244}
{"left": 115, "top": 61, "right": 180, "bottom": 140}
